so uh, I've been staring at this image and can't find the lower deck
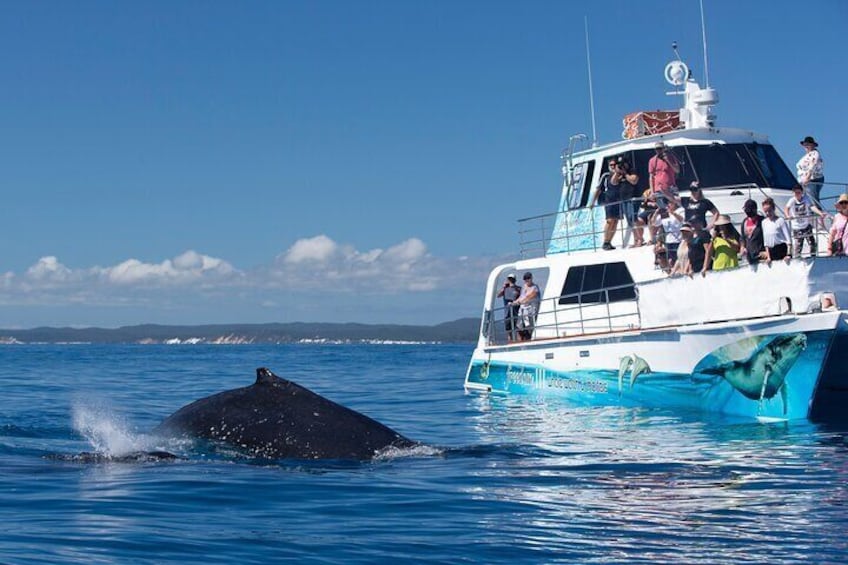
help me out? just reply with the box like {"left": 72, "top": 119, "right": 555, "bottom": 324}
{"left": 465, "top": 310, "right": 846, "bottom": 421}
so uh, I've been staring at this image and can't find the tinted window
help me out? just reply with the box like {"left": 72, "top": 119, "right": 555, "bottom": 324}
{"left": 628, "top": 142, "right": 795, "bottom": 194}
{"left": 559, "top": 262, "right": 636, "bottom": 305}
{"left": 747, "top": 143, "right": 796, "bottom": 189}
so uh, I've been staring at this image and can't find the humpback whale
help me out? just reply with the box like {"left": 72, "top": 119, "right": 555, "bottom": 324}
{"left": 154, "top": 367, "right": 416, "bottom": 460}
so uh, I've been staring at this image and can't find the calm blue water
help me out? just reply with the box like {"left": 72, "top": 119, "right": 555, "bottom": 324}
{"left": 1, "top": 344, "right": 847, "bottom": 564}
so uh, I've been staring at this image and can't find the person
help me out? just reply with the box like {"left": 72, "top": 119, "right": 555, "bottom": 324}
{"left": 591, "top": 158, "right": 625, "bottom": 250}
{"left": 637, "top": 187, "right": 659, "bottom": 244}
{"left": 796, "top": 136, "right": 825, "bottom": 207}
{"left": 827, "top": 194, "right": 848, "bottom": 257}
{"left": 496, "top": 273, "right": 521, "bottom": 342}
{"left": 514, "top": 272, "right": 541, "bottom": 341}
{"left": 681, "top": 182, "right": 719, "bottom": 230}
{"left": 648, "top": 141, "right": 680, "bottom": 210}
{"left": 761, "top": 197, "right": 791, "bottom": 264}
{"left": 784, "top": 183, "right": 827, "bottom": 257}
{"left": 739, "top": 199, "right": 766, "bottom": 264}
{"left": 711, "top": 215, "right": 740, "bottom": 271}
{"left": 669, "top": 223, "right": 693, "bottom": 276}
{"left": 652, "top": 204, "right": 684, "bottom": 268}
{"left": 616, "top": 157, "right": 643, "bottom": 247}
{"left": 688, "top": 221, "right": 713, "bottom": 277}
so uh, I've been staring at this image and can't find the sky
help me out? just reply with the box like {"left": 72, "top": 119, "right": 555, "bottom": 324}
{"left": 0, "top": 0, "right": 845, "bottom": 328}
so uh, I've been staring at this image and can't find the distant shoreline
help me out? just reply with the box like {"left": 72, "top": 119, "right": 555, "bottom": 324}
{"left": 0, "top": 318, "right": 479, "bottom": 345}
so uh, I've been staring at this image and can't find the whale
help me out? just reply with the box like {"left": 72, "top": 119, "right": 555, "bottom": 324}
{"left": 697, "top": 334, "right": 807, "bottom": 412}
{"left": 153, "top": 367, "right": 416, "bottom": 460}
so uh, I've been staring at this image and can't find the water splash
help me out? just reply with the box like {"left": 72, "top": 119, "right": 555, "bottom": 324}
{"left": 71, "top": 404, "right": 149, "bottom": 457}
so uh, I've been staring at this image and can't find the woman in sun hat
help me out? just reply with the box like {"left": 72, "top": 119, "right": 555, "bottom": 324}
{"left": 797, "top": 136, "right": 825, "bottom": 207}
{"left": 827, "top": 194, "right": 848, "bottom": 257}
{"left": 711, "top": 214, "right": 740, "bottom": 271}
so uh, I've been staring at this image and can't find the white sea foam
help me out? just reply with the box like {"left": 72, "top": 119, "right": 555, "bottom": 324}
{"left": 71, "top": 405, "right": 149, "bottom": 456}
{"left": 374, "top": 443, "right": 443, "bottom": 460}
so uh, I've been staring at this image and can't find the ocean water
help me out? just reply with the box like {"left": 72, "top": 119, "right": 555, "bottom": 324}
{"left": 0, "top": 344, "right": 846, "bottom": 564}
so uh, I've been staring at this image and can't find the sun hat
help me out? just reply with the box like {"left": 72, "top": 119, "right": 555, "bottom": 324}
{"left": 506, "top": 273, "right": 516, "bottom": 280}
{"left": 714, "top": 215, "right": 731, "bottom": 226}
{"left": 837, "top": 194, "right": 848, "bottom": 204}
{"left": 800, "top": 136, "right": 819, "bottom": 147}
{"left": 680, "top": 223, "right": 693, "bottom": 232}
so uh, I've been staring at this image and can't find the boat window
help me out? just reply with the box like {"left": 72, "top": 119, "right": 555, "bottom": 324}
{"left": 628, "top": 142, "right": 795, "bottom": 193}
{"left": 746, "top": 143, "right": 796, "bottom": 189}
{"left": 558, "top": 262, "right": 636, "bottom": 305}
{"left": 578, "top": 159, "right": 595, "bottom": 208}
{"left": 565, "top": 161, "right": 590, "bottom": 209}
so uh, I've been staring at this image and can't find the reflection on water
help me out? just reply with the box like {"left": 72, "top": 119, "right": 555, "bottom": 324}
{"left": 466, "top": 394, "right": 848, "bottom": 562}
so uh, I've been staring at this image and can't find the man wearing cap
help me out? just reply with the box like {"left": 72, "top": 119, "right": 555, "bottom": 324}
{"left": 514, "top": 272, "right": 541, "bottom": 341}
{"left": 827, "top": 194, "right": 848, "bottom": 257}
{"left": 796, "top": 136, "right": 825, "bottom": 207}
{"left": 648, "top": 141, "right": 680, "bottom": 210}
{"left": 496, "top": 273, "right": 521, "bottom": 342}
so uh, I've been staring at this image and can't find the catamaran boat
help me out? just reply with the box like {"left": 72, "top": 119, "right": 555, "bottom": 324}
{"left": 464, "top": 54, "right": 848, "bottom": 422}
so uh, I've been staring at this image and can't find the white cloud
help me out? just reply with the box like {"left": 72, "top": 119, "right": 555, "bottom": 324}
{"left": 283, "top": 235, "right": 339, "bottom": 263}
{"left": 26, "top": 256, "right": 72, "bottom": 282}
{"left": 95, "top": 251, "right": 236, "bottom": 285}
{"left": 0, "top": 236, "right": 503, "bottom": 324}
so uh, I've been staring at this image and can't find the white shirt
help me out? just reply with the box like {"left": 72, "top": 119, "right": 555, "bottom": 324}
{"left": 653, "top": 213, "right": 682, "bottom": 244}
{"left": 786, "top": 195, "right": 815, "bottom": 230}
{"left": 762, "top": 216, "right": 791, "bottom": 247}
{"left": 796, "top": 149, "right": 824, "bottom": 182}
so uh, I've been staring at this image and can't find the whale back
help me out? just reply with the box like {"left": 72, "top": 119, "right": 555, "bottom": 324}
{"left": 154, "top": 367, "right": 414, "bottom": 460}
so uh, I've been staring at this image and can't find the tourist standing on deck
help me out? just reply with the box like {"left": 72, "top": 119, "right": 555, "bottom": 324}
{"left": 681, "top": 182, "right": 719, "bottom": 231}
{"left": 739, "top": 199, "right": 766, "bottom": 263}
{"left": 514, "top": 272, "right": 541, "bottom": 341}
{"left": 497, "top": 274, "right": 521, "bottom": 342}
{"left": 616, "top": 158, "right": 643, "bottom": 247}
{"left": 648, "top": 141, "right": 680, "bottom": 210}
{"left": 797, "top": 136, "right": 825, "bottom": 207}
{"left": 711, "top": 215, "right": 740, "bottom": 271}
{"left": 827, "top": 194, "right": 848, "bottom": 257}
{"left": 688, "top": 222, "right": 713, "bottom": 277}
{"left": 591, "top": 158, "right": 625, "bottom": 250}
{"left": 784, "top": 184, "right": 827, "bottom": 258}
{"left": 761, "top": 197, "right": 791, "bottom": 264}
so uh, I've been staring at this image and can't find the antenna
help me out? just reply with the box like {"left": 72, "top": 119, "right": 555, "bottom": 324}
{"left": 699, "top": 0, "right": 710, "bottom": 87}
{"left": 584, "top": 17, "right": 598, "bottom": 148}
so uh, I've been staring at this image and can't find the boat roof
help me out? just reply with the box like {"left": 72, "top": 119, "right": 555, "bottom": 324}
{"left": 569, "top": 127, "right": 771, "bottom": 163}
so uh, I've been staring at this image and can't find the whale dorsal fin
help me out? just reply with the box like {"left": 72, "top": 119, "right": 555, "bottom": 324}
{"left": 255, "top": 367, "right": 280, "bottom": 385}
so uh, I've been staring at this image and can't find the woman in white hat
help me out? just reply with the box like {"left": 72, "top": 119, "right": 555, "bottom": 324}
{"left": 711, "top": 214, "right": 740, "bottom": 271}
{"left": 827, "top": 194, "right": 848, "bottom": 256}
{"left": 797, "top": 136, "right": 824, "bottom": 206}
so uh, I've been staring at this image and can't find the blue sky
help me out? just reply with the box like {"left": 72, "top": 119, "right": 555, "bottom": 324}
{"left": 0, "top": 0, "right": 845, "bottom": 328}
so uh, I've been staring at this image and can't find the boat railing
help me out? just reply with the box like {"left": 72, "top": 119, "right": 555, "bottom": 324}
{"left": 518, "top": 187, "right": 847, "bottom": 260}
{"left": 484, "top": 281, "right": 641, "bottom": 346}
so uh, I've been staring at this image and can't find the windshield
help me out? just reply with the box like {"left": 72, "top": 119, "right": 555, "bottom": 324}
{"left": 625, "top": 142, "right": 796, "bottom": 193}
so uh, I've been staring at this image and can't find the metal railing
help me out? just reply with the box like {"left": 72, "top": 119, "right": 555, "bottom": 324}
{"left": 518, "top": 184, "right": 848, "bottom": 261}
{"left": 484, "top": 282, "right": 641, "bottom": 346}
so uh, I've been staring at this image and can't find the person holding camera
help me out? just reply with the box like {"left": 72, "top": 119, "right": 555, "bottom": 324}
{"left": 649, "top": 141, "right": 680, "bottom": 210}
{"left": 615, "top": 158, "right": 642, "bottom": 247}
{"left": 591, "top": 157, "right": 631, "bottom": 250}
{"left": 496, "top": 273, "right": 521, "bottom": 342}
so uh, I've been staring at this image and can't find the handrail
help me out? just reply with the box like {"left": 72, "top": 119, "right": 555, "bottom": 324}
{"left": 487, "top": 281, "right": 640, "bottom": 345}
{"left": 518, "top": 192, "right": 839, "bottom": 260}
